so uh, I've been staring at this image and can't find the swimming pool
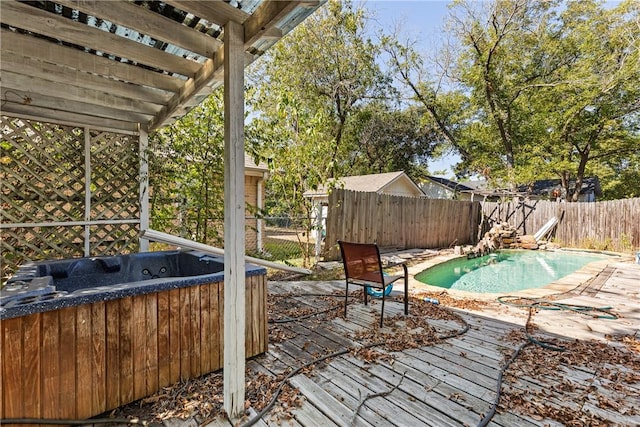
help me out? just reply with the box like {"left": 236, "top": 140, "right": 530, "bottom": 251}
{"left": 414, "top": 250, "right": 612, "bottom": 293}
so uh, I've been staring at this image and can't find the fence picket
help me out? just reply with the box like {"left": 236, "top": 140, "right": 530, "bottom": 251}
{"left": 325, "top": 190, "right": 639, "bottom": 259}
{"left": 324, "top": 189, "right": 482, "bottom": 259}
{"left": 482, "top": 198, "right": 639, "bottom": 252}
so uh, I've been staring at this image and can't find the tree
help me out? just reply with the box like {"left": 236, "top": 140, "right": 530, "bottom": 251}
{"left": 247, "top": 0, "right": 393, "bottom": 265}
{"left": 531, "top": 0, "right": 640, "bottom": 200}
{"left": 383, "top": 0, "right": 640, "bottom": 199}
{"left": 149, "top": 89, "right": 225, "bottom": 245}
{"left": 385, "top": 0, "right": 565, "bottom": 186}
{"left": 597, "top": 151, "right": 640, "bottom": 200}
{"left": 380, "top": 30, "right": 475, "bottom": 174}
{"left": 343, "top": 102, "right": 436, "bottom": 178}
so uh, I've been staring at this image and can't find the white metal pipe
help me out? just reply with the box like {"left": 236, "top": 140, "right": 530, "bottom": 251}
{"left": 141, "top": 229, "right": 312, "bottom": 275}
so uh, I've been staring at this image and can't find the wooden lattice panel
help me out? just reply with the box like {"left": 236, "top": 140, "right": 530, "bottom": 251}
{"left": 1, "top": 226, "right": 85, "bottom": 280}
{"left": 90, "top": 130, "right": 139, "bottom": 221}
{"left": 1, "top": 117, "right": 141, "bottom": 281}
{"left": 89, "top": 223, "right": 139, "bottom": 256}
{"left": 1, "top": 117, "right": 84, "bottom": 223}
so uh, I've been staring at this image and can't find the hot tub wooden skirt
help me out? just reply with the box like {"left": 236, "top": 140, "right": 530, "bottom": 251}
{"left": 0, "top": 274, "right": 267, "bottom": 422}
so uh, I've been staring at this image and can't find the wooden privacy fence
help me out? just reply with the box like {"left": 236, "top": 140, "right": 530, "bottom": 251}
{"left": 481, "top": 198, "right": 640, "bottom": 252}
{"left": 324, "top": 189, "right": 481, "bottom": 260}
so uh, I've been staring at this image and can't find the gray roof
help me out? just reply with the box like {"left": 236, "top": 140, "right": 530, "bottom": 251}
{"left": 425, "top": 176, "right": 489, "bottom": 193}
{"left": 517, "top": 177, "right": 602, "bottom": 196}
{"left": 244, "top": 153, "right": 268, "bottom": 172}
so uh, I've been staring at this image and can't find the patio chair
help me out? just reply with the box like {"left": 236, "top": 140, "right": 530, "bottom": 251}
{"left": 338, "top": 240, "right": 409, "bottom": 327}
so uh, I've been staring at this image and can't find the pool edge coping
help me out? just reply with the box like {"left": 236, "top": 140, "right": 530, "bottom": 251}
{"left": 404, "top": 248, "right": 634, "bottom": 301}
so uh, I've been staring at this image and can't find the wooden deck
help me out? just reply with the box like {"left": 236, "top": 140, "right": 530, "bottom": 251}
{"left": 204, "top": 261, "right": 640, "bottom": 427}
{"left": 90, "top": 260, "right": 639, "bottom": 427}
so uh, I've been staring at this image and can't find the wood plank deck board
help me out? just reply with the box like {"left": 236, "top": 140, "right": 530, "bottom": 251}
{"left": 257, "top": 274, "right": 640, "bottom": 427}
{"left": 98, "top": 268, "right": 638, "bottom": 427}
{"left": 318, "top": 380, "right": 427, "bottom": 427}
{"left": 289, "top": 374, "right": 375, "bottom": 427}
{"left": 292, "top": 400, "right": 341, "bottom": 427}
{"left": 325, "top": 358, "right": 473, "bottom": 427}
{"left": 311, "top": 366, "right": 421, "bottom": 427}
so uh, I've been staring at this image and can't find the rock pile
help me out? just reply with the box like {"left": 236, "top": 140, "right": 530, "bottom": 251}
{"left": 466, "top": 222, "right": 546, "bottom": 258}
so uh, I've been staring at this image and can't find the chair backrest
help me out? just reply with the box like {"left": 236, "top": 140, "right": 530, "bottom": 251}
{"left": 338, "top": 240, "right": 384, "bottom": 284}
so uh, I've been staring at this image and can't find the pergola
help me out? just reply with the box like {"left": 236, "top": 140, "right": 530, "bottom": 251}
{"left": 0, "top": 0, "right": 324, "bottom": 419}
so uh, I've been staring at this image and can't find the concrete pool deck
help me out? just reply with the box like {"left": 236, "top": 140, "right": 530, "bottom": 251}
{"left": 404, "top": 250, "right": 630, "bottom": 300}
{"left": 402, "top": 249, "right": 638, "bottom": 342}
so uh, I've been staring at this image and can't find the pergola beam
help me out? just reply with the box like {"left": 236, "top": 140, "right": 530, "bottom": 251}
{"left": 55, "top": 0, "right": 222, "bottom": 58}
{"left": 147, "top": 55, "right": 222, "bottom": 131}
{"left": 148, "top": 1, "right": 308, "bottom": 130}
{"left": 2, "top": 1, "right": 200, "bottom": 77}
{"left": 164, "top": 0, "right": 250, "bottom": 26}
{"left": 243, "top": 0, "right": 299, "bottom": 46}
{"left": 0, "top": 1, "right": 324, "bottom": 132}
{"left": 0, "top": 30, "right": 184, "bottom": 93}
{"left": 0, "top": 92, "right": 153, "bottom": 125}
{"left": 3, "top": 104, "right": 140, "bottom": 134}
{"left": 2, "top": 71, "right": 162, "bottom": 116}
{"left": 0, "top": 54, "right": 172, "bottom": 106}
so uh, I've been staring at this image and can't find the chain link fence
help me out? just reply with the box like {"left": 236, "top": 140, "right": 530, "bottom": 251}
{"left": 246, "top": 216, "right": 321, "bottom": 268}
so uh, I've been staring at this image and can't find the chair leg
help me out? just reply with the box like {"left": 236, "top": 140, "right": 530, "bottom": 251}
{"left": 344, "top": 282, "right": 349, "bottom": 318}
{"left": 403, "top": 264, "right": 409, "bottom": 315}
{"left": 364, "top": 285, "right": 368, "bottom": 306}
{"left": 380, "top": 291, "right": 385, "bottom": 328}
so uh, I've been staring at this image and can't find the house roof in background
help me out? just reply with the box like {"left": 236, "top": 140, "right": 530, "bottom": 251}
{"left": 304, "top": 171, "right": 423, "bottom": 197}
{"left": 0, "top": 0, "right": 325, "bottom": 133}
{"left": 244, "top": 153, "right": 268, "bottom": 173}
{"left": 426, "top": 175, "right": 602, "bottom": 197}
{"left": 518, "top": 177, "right": 602, "bottom": 196}
{"left": 425, "top": 176, "right": 490, "bottom": 193}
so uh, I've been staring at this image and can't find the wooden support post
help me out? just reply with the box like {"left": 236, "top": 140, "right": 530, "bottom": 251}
{"left": 139, "top": 127, "right": 149, "bottom": 252}
{"left": 314, "top": 200, "right": 323, "bottom": 260}
{"left": 223, "top": 19, "right": 246, "bottom": 420}
{"left": 84, "top": 127, "right": 91, "bottom": 256}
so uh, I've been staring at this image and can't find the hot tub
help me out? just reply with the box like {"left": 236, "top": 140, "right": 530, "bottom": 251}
{"left": 1, "top": 250, "right": 267, "bottom": 422}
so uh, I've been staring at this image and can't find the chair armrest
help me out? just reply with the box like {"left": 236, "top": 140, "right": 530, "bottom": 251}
{"left": 383, "top": 260, "right": 407, "bottom": 269}
{"left": 383, "top": 262, "right": 408, "bottom": 279}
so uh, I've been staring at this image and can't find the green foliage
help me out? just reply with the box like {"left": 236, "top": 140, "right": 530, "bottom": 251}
{"left": 148, "top": 89, "right": 225, "bottom": 246}
{"left": 259, "top": 240, "right": 306, "bottom": 262}
{"left": 384, "top": 0, "right": 640, "bottom": 199}
{"left": 579, "top": 236, "right": 614, "bottom": 252}
{"left": 597, "top": 151, "right": 640, "bottom": 200}
{"left": 343, "top": 103, "right": 436, "bottom": 178}
{"left": 529, "top": 0, "right": 640, "bottom": 200}
{"left": 247, "top": 0, "right": 401, "bottom": 265}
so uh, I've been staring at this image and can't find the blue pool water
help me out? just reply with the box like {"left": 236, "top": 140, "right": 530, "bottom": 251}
{"left": 414, "top": 250, "right": 611, "bottom": 293}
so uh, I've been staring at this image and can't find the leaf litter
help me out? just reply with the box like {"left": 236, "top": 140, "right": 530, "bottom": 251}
{"left": 107, "top": 287, "right": 639, "bottom": 426}
{"left": 500, "top": 322, "right": 640, "bottom": 425}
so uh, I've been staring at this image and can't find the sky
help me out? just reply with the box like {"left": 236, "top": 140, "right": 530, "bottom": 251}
{"left": 363, "top": 1, "right": 460, "bottom": 177}
{"left": 365, "top": 0, "right": 452, "bottom": 40}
